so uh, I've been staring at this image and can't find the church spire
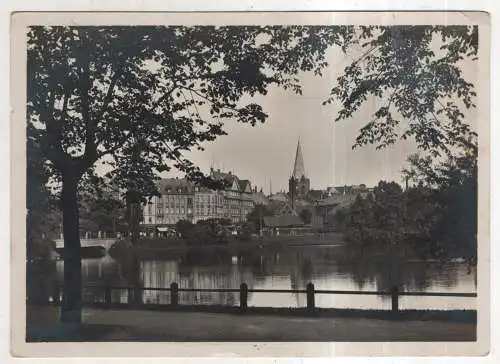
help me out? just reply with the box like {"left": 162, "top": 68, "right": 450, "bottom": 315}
{"left": 292, "top": 138, "right": 305, "bottom": 179}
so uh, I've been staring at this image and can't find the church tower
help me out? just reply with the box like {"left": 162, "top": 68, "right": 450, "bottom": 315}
{"left": 292, "top": 138, "right": 306, "bottom": 180}
{"left": 289, "top": 138, "right": 310, "bottom": 208}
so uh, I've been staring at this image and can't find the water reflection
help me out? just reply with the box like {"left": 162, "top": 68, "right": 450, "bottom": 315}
{"left": 55, "top": 245, "right": 477, "bottom": 310}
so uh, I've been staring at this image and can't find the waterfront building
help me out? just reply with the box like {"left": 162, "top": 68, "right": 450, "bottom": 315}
{"left": 209, "top": 168, "right": 254, "bottom": 224}
{"left": 142, "top": 178, "right": 194, "bottom": 232}
{"left": 141, "top": 170, "right": 255, "bottom": 231}
{"left": 192, "top": 185, "right": 225, "bottom": 223}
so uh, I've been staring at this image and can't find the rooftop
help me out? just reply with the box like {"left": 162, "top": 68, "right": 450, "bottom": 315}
{"left": 157, "top": 178, "right": 193, "bottom": 194}
{"left": 210, "top": 168, "right": 252, "bottom": 193}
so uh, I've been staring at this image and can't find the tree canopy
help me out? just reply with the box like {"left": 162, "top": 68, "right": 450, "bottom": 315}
{"left": 246, "top": 204, "right": 274, "bottom": 232}
{"left": 339, "top": 175, "right": 476, "bottom": 265}
{"left": 324, "top": 25, "right": 478, "bottom": 158}
{"left": 28, "top": 26, "right": 354, "bottom": 195}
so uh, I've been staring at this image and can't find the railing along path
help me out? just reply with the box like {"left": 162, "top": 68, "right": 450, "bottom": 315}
{"left": 47, "top": 282, "right": 477, "bottom": 313}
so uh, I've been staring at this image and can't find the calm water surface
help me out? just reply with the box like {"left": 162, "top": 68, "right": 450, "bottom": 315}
{"left": 56, "top": 245, "right": 477, "bottom": 311}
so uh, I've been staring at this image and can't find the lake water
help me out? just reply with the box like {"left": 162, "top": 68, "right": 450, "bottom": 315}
{"left": 55, "top": 245, "right": 477, "bottom": 311}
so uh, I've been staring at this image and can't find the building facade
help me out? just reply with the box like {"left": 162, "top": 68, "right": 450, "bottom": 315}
{"left": 192, "top": 186, "right": 225, "bottom": 223}
{"left": 210, "top": 169, "right": 254, "bottom": 224}
{"left": 142, "top": 178, "right": 194, "bottom": 228}
{"left": 141, "top": 171, "right": 255, "bottom": 230}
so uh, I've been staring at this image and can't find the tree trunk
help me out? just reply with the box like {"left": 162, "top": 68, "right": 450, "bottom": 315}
{"left": 129, "top": 202, "right": 142, "bottom": 305}
{"left": 60, "top": 172, "right": 82, "bottom": 323}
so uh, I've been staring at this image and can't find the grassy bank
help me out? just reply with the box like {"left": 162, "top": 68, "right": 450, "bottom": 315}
{"left": 128, "top": 233, "right": 345, "bottom": 252}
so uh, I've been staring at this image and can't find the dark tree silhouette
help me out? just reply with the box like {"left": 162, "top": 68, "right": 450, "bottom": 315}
{"left": 175, "top": 219, "right": 195, "bottom": 239}
{"left": 403, "top": 151, "right": 477, "bottom": 265}
{"left": 299, "top": 209, "right": 313, "bottom": 225}
{"left": 27, "top": 26, "right": 353, "bottom": 322}
{"left": 246, "top": 204, "right": 274, "bottom": 232}
{"left": 326, "top": 25, "right": 479, "bottom": 267}
{"left": 324, "top": 25, "right": 478, "bottom": 158}
{"left": 79, "top": 196, "right": 126, "bottom": 237}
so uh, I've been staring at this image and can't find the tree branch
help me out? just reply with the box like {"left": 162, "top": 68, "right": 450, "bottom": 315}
{"left": 97, "top": 131, "right": 133, "bottom": 159}
{"left": 351, "top": 44, "right": 380, "bottom": 66}
{"left": 76, "top": 29, "right": 98, "bottom": 166}
{"left": 95, "top": 68, "right": 123, "bottom": 123}
{"left": 177, "top": 85, "right": 242, "bottom": 116}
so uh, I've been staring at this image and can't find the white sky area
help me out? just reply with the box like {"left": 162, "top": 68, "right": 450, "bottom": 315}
{"left": 162, "top": 44, "right": 477, "bottom": 194}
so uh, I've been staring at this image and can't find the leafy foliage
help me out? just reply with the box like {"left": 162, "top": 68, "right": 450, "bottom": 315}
{"left": 340, "top": 158, "right": 477, "bottom": 264}
{"left": 246, "top": 204, "right": 274, "bottom": 232}
{"left": 240, "top": 221, "right": 257, "bottom": 240}
{"left": 403, "top": 151, "right": 477, "bottom": 264}
{"left": 178, "top": 218, "right": 232, "bottom": 245}
{"left": 299, "top": 208, "right": 313, "bottom": 224}
{"left": 28, "top": 25, "right": 353, "bottom": 196}
{"left": 27, "top": 124, "right": 61, "bottom": 257}
{"left": 325, "top": 25, "right": 479, "bottom": 265}
{"left": 79, "top": 196, "right": 127, "bottom": 236}
{"left": 175, "top": 219, "right": 195, "bottom": 239}
{"left": 324, "top": 25, "right": 478, "bottom": 157}
{"left": 342, "top": 182, "right": 407, "bottom": 248}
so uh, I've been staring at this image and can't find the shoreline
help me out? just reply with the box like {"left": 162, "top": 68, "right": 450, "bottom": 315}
{"left": 111, "top": 233, "right": 347, "bottom": 256}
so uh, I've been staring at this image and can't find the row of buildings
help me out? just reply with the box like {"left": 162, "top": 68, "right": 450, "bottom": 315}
{"left": 140, "top": 139, "right": 374, "bottom": 236}
{"left": 141, "top": 168, "right": 259, "bottom": 229}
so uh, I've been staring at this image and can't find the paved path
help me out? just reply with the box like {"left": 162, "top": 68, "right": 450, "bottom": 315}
{"left": 27, "top": 307, "right": 476, "bottom": 342}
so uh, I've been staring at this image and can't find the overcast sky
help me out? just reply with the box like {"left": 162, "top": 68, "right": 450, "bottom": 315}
{"left": 162, "top": 43, "right": 477, "bottom": 194}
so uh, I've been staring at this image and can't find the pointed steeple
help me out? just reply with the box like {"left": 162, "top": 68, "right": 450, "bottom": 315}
{"left": 292, "top": 138, "right": 305, "bottom": 179}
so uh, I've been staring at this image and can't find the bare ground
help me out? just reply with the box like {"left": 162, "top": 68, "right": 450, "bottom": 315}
{"left": 27, "top": 307, "right": 476, "bottom": 342}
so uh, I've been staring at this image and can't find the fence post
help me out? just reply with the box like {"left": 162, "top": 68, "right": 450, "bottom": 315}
{"left": 171, "top": 282, "right": 179, "bottom": 307}
{"left": 134, "top": 286, "right": 142, "bottom": 306}
{"left": 240, "top": 283, "right": 248, "bottom": 311}
{"left": 128, "top": 287, "right": 134, "bottom": 306}
{"left": 391, "top": 285, "right": 399, "bottom": 313}
{"left": 104, "top": 284, "right": 112, "bottom": 306}
{"left": 306, "top": 282, "right": 315, "bottom": 312}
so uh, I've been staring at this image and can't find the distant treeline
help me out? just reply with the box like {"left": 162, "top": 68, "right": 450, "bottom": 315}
{"left": 335, "top": 154, "right": 477, "bottom": 266}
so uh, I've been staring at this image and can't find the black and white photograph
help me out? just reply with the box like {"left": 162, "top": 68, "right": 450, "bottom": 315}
{"left": 10, "top": 11, "right": 490, "bottom": 356}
